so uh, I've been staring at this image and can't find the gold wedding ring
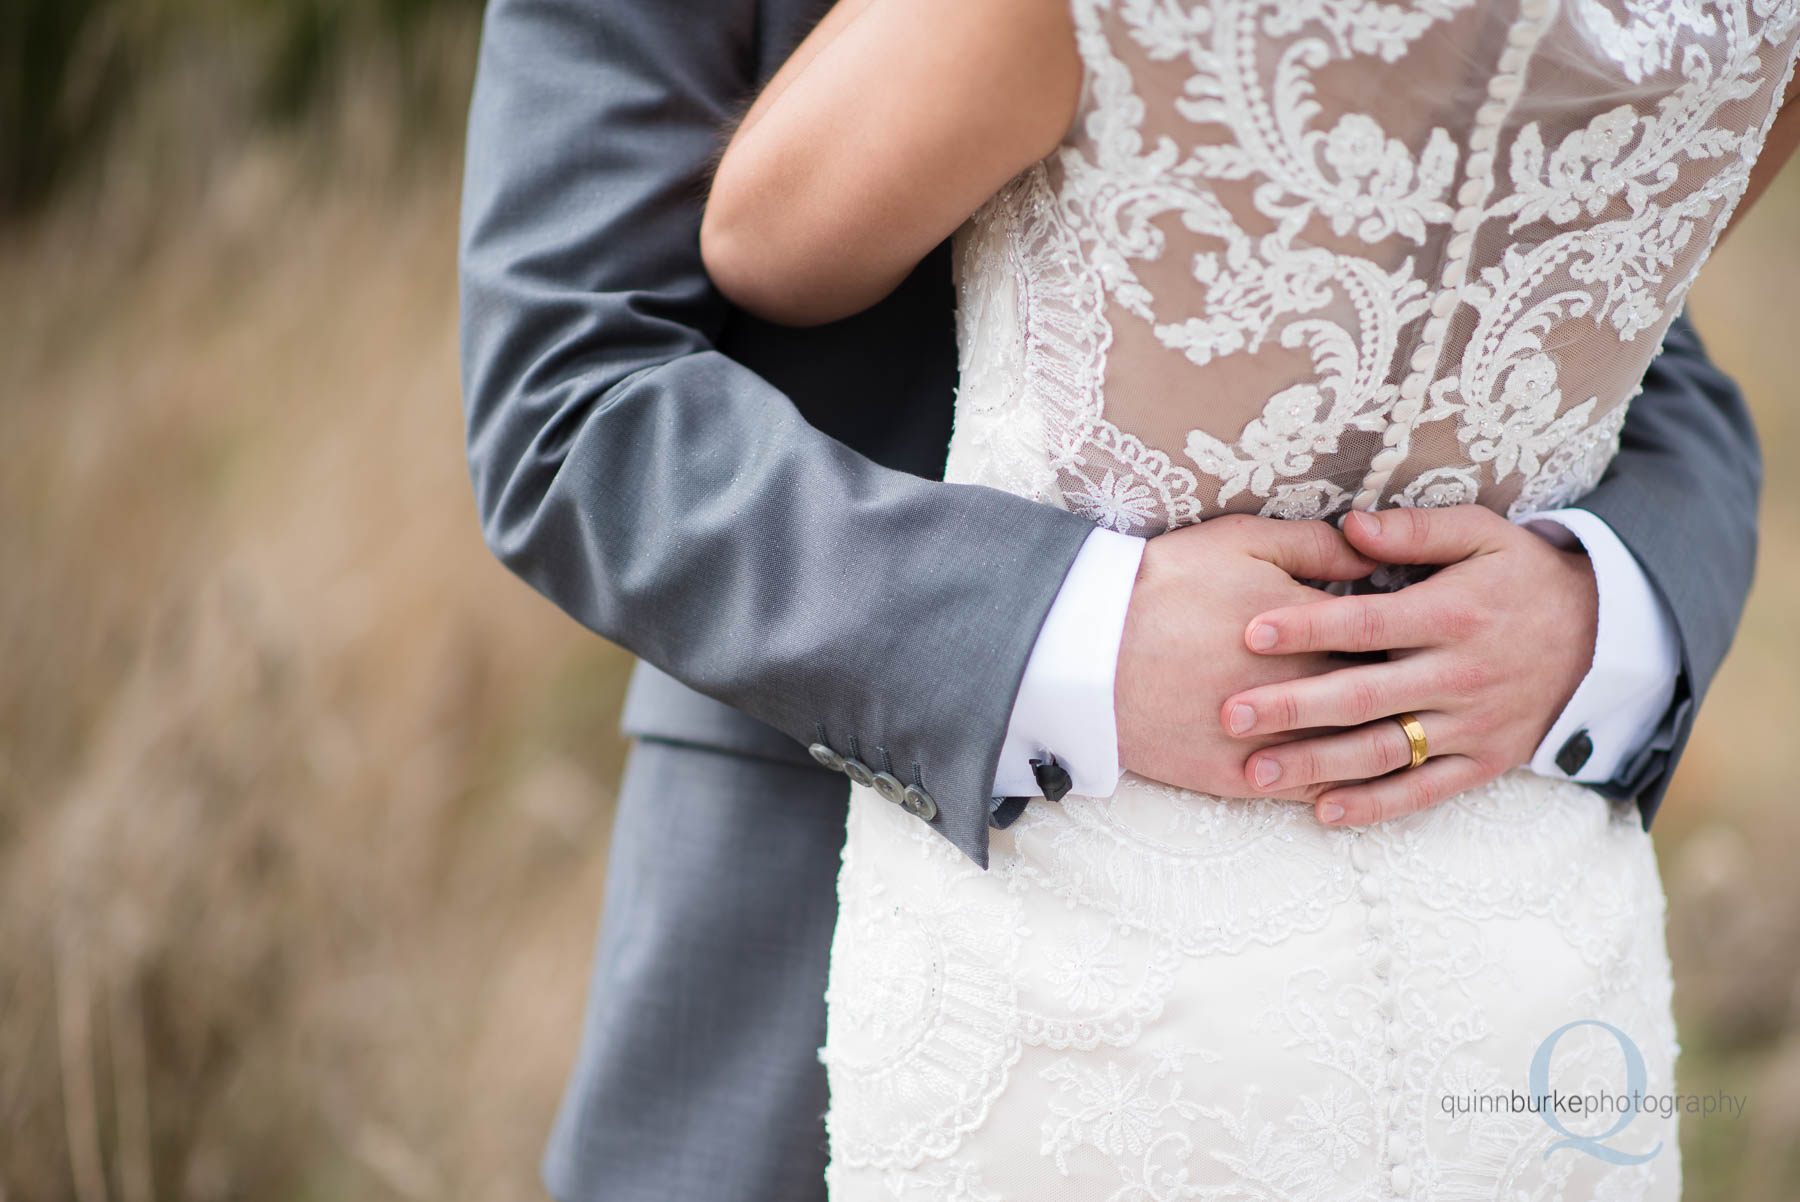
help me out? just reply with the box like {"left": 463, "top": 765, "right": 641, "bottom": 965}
{"left": 1393, "top": 712, "right": 1429, "bottom": 769}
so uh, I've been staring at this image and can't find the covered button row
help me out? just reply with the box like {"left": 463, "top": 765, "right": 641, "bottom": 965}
{"left": 808, "top": 742, "right": 938, "bottom": 821}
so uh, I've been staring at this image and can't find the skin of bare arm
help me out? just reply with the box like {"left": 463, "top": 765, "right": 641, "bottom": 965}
{"left": 701, "top": 0, "right": 1081, "bottom": 327}
{"left": 728, "top": 0, "right": 877, "bottom": 144}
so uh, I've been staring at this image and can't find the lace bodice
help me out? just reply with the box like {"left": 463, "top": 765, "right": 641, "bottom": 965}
{"left": 948, "top": 0, "right": 1800, "bottom": 534}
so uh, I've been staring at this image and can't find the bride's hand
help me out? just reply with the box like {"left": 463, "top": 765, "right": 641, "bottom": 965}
{"left": 1217, "top": 505, "right": 1599, "bottom": 825}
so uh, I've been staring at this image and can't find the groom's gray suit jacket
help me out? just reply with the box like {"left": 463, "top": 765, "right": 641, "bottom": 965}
{"left": 457, "top": 0, "right": 1761, "bottom": 1197}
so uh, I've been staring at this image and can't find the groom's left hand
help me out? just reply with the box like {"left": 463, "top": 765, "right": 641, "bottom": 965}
{"left": 1218, "top": 505, "right": 1599, "bottom": 825}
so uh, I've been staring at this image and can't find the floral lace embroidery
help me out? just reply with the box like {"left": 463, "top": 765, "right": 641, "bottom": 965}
{"left": 826, "top": 1, "right": 1797, "bottom": 1197}
{"left": 827, "top": 774, "right": 1683, "bottom": 1199}
{"left": 945, "top": 0, "right": 1800, "bottom": 532}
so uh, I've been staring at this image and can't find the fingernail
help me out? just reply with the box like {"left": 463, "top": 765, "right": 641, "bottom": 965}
{"left": 1254, "top": 759, "right": 1281, "bottom": 789}
{"left": 1318, "top": 802, "right": 1345, "bottom": 823}
{"left": 1349, "top": 510, "right": 1381, "bottom": 536}
{"left": 1248, "top": 623, "right": 1277, "bottom": 651}
{"left": 1229, "top": 704, "right": 1255, "bottom": 735}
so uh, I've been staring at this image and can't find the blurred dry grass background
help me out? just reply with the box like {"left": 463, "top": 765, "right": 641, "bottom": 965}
{"left": 0, "top": 3, "right": 1796, "bottom": 1200}
{"left": 2, "top": 6, "right": 627, "bottom": 1200}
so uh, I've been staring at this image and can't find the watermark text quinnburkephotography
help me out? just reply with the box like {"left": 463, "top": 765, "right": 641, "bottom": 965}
{"left": 1438, "top": 1019, "right": 1748, "bottom": 1165}
{"left": 1441, "top": 1088, "right": 1747, "bottom": 1121}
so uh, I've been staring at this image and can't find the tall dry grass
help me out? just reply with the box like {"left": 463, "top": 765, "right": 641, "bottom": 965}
{"left": 0, "top": 11, "right": 1796, "bottom": 1201}
{"left": 0, "top": 24, "right": 633, "bottom": 1201}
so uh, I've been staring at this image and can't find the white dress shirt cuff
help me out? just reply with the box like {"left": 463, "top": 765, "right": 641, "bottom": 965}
{"left": 990, "top": 527, "right": 1146, "bottom": 799}
{"left": 1515, "top": 507, "right": 1681, "bottom": 785}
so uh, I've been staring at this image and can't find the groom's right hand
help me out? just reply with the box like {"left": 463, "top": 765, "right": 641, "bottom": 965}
{"left": 1114, "top": 516, "right": 1377, "bottom": 799}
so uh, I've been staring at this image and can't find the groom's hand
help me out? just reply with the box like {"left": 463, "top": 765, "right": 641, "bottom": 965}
{"left": 1221, "top": 505, "right": 1599, "bottom": 824}
{"left": 1114, "top": 515, "right": 1376, "bottom": 798}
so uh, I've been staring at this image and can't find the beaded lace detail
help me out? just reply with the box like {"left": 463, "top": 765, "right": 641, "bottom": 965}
{"left": 944, "top": 0, "right": 1800, "bottom": 532}
{"left": 827, "top": 774, "right": 1683, "bottom": 1199}
{"left": 825, "top": 1, "right": 1797, "bottom": 1197}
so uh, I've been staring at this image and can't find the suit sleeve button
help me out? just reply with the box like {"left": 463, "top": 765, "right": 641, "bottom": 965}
{"left": 901, "top": 784, "right": 938, "bottom": 822}
{"left": 808, "top": 742, "right": 845, "bottom": 772}
{"left": 842, "top": 758, "right": 876, "bottom": 788}
{"left": 872, "top": 772, "right": 907, "bottom": 804}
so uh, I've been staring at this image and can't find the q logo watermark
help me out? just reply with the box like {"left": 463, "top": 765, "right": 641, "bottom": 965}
{"left": 1529, "top": 1019, "right": 1660, "bottom": 1165}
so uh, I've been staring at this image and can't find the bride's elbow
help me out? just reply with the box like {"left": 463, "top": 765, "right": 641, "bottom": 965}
{"left": 699, "top": 203, "right": 837, "bottom": 327}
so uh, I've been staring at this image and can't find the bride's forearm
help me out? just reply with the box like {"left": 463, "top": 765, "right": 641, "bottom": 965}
{"left": 700, "top": 0, "right": 1079, "bottom": 327}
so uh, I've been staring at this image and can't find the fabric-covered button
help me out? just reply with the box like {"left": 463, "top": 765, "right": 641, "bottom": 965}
{"left": 808, "top": 742, "right": 845, "bottom": 772}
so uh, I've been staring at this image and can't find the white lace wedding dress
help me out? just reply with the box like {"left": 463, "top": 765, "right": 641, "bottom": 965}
{"left": 822, "top": 2, "right": 1800, "bottom": 1199}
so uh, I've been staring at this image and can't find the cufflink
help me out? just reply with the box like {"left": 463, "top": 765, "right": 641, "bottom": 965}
{"left": 1030, "top": 756, "right": 1073, "bottom": 803}
{"left": 1555, "top": 730, "right": 1594, "bottom": 776}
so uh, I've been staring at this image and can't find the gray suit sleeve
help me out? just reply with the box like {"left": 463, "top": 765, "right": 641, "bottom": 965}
{"left": 457, "top": 0, "right": 1094, "bottom": 868}
{"left": 1571, "top": 311, "right": 1761, "bottom": 828}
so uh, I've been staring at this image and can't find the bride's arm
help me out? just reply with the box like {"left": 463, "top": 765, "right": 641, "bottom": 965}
{"left": 701, "top": 0, "right": 1080, "bottom": 326}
